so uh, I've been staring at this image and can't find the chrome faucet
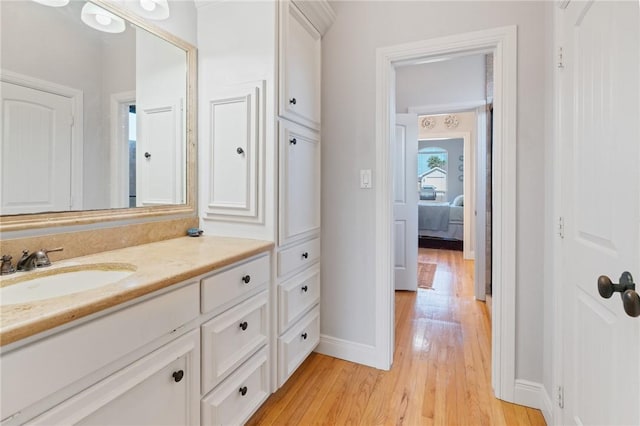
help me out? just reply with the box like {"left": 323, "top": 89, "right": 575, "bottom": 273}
{"left": 16, "top": 247, "right": 64, "bottom": 271}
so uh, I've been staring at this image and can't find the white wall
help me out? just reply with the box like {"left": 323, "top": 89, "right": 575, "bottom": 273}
{"left": 321, "top": 1, "right": 549, "bottom": 385}
{"left": 395, "top": 54, "right": 486, "bottom": 113}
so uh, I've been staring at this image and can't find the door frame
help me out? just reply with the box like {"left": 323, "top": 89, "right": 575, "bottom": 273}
{"left": 374, "top": 26, "right": 518, "bottom": 401}
{"left": 110, "top": 91, "right": 136, "bottom": 208}
{"left": 1, "top": 69, "right": 84, "bottom": 210}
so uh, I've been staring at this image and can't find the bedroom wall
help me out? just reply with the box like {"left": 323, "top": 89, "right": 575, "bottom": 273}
{"left": 321, "top": 0, "right": 550, "bottom": 389}
{"left": 419, "top": 138, "right": 464, "bottom": 203}
{"left": 395, "top": 54, "right": 486, "bottom": 113}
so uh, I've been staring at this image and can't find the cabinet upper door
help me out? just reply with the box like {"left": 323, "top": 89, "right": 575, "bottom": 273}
{"left": 279, "top": 0, "right": 321, "bottom": 131}
{"left": 279, "top": 120, "right": 320, "bottom": 246}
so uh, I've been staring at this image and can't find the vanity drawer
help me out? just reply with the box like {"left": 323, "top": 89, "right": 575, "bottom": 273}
{"left": 201, "top": 291, "right": 268, "bottom": 394}
{"left": 201, "top": 254, "right": 270, "bottom": 314}
{"left": 201, "top": 347, "right": 269, "bottom": 426}
{"left": 277, "top": 305, "right": 319, "bottom": 387}
{"left": 278, "top": 265, "right": 320, "bottom": 334}
{"left": 277, "top": 238, "right": 320, "bottom": 278}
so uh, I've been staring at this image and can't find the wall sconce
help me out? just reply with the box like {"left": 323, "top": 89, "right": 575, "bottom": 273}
{"left": 127, "top": 0, "right": 170, "bottom": 20}
{"left": 81, "top": 2, "right": 126, "bottom": 33}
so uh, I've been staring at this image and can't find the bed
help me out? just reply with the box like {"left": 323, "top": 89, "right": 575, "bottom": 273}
{"left": 418, "top": 196, "right": 464, "bottom": 242}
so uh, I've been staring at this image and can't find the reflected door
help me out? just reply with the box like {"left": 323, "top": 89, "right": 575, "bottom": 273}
{"left": 560, "top": 1, "right": 639, "bottom": 424}
{"left": 1, "top": 82, "right": 72, "bottom": 215}
{"left": 394, "top": 113, "right": 418, "bottom": 291}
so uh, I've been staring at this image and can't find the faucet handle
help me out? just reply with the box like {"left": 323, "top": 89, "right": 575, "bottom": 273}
{"left": 1, "top": 255, "right": 16, "bottom": 275}
{"left": 36, "top": 247, "right": 64, "bottom": 268}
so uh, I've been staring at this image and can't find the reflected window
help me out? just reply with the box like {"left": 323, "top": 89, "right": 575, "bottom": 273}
{"left": 418, "top": 147, "right": 447, "bottom": 200}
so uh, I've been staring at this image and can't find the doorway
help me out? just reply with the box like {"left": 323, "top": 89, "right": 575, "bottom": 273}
{"left": 375, "top": 26, "right": 518, "bottom": 402}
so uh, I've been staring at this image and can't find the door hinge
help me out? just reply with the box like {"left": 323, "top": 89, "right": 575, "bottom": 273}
{"left": 557, "top": 46, "right": 565, "bottom": 69}
{"left": 558, "top": 216, "right": 565, "bottom": 239}
{"left": 558, "top": 385, "right": 564, "bottom": 409}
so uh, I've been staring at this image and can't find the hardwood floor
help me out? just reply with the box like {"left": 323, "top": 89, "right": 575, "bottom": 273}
{"left": 247, "top": 248, "right": 546, "bottom": 425}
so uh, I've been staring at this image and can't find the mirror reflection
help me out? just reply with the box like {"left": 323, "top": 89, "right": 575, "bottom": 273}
{"left": 1, "top": 0, "right": 187, "bottom": 216}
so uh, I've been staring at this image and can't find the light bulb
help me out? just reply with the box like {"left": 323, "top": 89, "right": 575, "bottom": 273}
{"left": 95, "top": 13, "right": 112, "bottom": 26}
{"left": 140, "top": 0, "right": 157, "bottom": 12}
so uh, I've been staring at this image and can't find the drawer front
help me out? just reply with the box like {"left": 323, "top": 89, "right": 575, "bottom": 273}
{"left": 201, "top": 254, "right": 270, "bottom": 314}
{"left": 201, "top": 348, "right": 269, "bottom": 426}
{"left": 277, "top": 305, "right": 319, "bottom": 387}
{"left": 201, "top": 291, "right": 268, "bottom": 394}
{"left": 278, "top": 265, "right": 320, "bottom": 334}
{"left": 277, "top": 238, "right": 320, "bottom": 278}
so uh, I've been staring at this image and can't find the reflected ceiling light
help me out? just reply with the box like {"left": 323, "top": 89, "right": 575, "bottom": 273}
{"left": 129, "top": 0, "right": 169, "bottom": 20}
{"left": 32, "top": 0, "right": 70, "bottom": 6}
{"left": 81, "top": 2, "right": 126, "bottom": 33}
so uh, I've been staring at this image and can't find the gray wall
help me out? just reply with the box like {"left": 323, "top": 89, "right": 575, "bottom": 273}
{"left": 320, "top": 0, "right": 551, "bottom": 386}
{"left": 419, "top": 138, "right": 464, "bottom": 203}
{"left": 396, "top": 54, "right": 486, "bottom": 113}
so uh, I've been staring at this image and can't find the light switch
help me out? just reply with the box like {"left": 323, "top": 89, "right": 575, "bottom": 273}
{"left": 360, "top": 169, "right": 372, "bottom": 189}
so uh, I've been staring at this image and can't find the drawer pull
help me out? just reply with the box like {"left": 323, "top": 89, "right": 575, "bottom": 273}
{"left": 289, "top": 98, "right": 297, "bottom": 105}
{"left": 302, "top": 252, "right": 309, "bottom": 259}
{"left": 172, "top": 370, "right": 184, "bottom": 383}
{"left": 301, "top": 285, "right": 308, "bottom": 292}
{"left": 301, "top": 332, "right": 308, "bottom": 340}
{"left": 236, "top": 147, "right": 245, "bottom": 155}
{"left": 242, "top": 275, "right": 251, "bottom": 284}
{"left": 239, "top": 321, "right": 248, "bottom": 331}
{"left": 239, "top": 386, "right": 248, "bottom": 396}
{"left": 289, "top": 138, "right": 297, "bottom": 145}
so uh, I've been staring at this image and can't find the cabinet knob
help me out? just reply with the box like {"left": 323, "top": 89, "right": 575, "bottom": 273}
{"left": 289, "top": 98, "right": 297, "bottom": 105}
{"left": 301, "top": 285, "right": 308, "bottom": 292}
{"left": 236, "top": 147, "right": 244, "bottom": 155}
{"left": 144, "top": 152, "right": 151, "bottom": 159}
{"left": 301, "top": 332, "right": 308, "bottom": 340}
{"left": 239, "top": 321, "right": 248, "bottom": 331}
{"left": 289, "top": 138, "right": 297, "bottom": 145}
{"left": 242, "top": 275, "right": 251, "bottom": 284}
{"left": 172, "top": 370, "right": 184, "bottom": 383}
{"left": 302, "top": 252, "right": 309, "bottom": 259}
{"left": 239, "top": 386, "right": 248, "bottom": 396}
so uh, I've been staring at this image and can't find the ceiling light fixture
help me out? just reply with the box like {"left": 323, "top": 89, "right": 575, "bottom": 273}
{"left": 129, "top": 0, "right": 169, "bottom": 20}
{"left": 81, "top": 2, "right": 126, "bottom": 33}
{"left": 32, "top": 0, "right": 70, "bottom": 7}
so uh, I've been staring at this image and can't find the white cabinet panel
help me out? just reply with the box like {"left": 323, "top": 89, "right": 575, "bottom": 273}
{"left": 277, "top": 237, "right": 320, "bottom": 278}
{"left": 201, "top": 347, "right": 270, "bottom": 426}
{"left": 279, "top": 0, "right": 321, "bottom": 130}
{"left": 278, "top": 120, "right": 320, "bottom": 246}
{"left": 201, "top": 254, "right": 270, "bottom": 315}
{"left": 204, "top": 82, "right": 264, "bottom": 223}
{"left": 277, "top": 305, "right": 319, "bottom": 387}
{"left": 278, "top": 264, "right": 320, "bottom": 334}
{"left": 29, "top": 330, "right": 200, "bottom": 426}
{"left": 201, "top": 291, "right": 268, "bottom": 394}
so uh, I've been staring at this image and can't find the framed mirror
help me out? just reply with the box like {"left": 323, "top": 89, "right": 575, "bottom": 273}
{"left": 0, "top": 0, "right": 196, "bottom": 232}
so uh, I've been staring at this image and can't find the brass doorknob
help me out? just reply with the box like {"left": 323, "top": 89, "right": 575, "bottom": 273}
{"left": 598, "top": 272, "right": 639, "bottom": 318}
{"left": 622, "top": 290, "right": 640, "bottom": 317}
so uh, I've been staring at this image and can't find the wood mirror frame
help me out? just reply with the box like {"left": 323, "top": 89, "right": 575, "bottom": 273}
{"left": 0, "top": 0, "right": 197, "bottom": 233}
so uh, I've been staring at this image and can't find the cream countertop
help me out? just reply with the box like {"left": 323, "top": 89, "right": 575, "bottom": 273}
{"left": 0, "top": 236, "right": 273, "bottom": 347}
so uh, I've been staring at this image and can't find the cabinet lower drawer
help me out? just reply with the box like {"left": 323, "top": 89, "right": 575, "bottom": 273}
{"left": 277, "top": 238, "right": 319, "bottom": 278}
{"left": 201, "top": 291, "right": 268, "bottom": 394}
{"left": 201, "top": 254, "right": 269, "bottom": 315}
{"left": 278, "top": 265, "right": 320, "bottom": 334}
{"left": 201, "top": 347, "right": 269, "bottom": 426}
{"left": 277, "top": 305, "right": 319, "bottom": 387}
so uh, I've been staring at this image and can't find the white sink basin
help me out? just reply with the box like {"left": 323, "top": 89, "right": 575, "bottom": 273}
{"left": 0, "top": 264, "right": 136, "bottom": 306}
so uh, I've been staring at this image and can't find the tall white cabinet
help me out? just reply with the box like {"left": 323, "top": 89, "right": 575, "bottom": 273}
{"left": 197, "top": 0, "right": 335, "bottom": 391}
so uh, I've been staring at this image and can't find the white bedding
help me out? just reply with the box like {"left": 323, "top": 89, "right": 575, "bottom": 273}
{"left": 418, "top": 201, "right": 464, "bottom": 241}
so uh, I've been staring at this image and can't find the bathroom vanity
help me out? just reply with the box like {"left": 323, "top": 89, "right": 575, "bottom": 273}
{"left": 0, "top": 236, "right": 272, "bottom": 425}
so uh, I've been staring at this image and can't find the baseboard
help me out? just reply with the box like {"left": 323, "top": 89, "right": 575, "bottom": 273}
{"left": 514, "top": 379, "right": 554, "bottom": 424}
{"left": 315, "top": 334, "right": 378, "bottom": 368}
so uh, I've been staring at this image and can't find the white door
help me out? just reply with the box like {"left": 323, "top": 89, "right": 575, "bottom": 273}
{"left": 475, "top": 106, "right": 488, "bottom": 301}
{"left": 393, "top": 113, "right": 418, "bottom": 291}
{"left": 1, "top": 81, "right": 72, "bottom": 215}
{"left": 560, "top": 2, "right": 639, "bottom": 425}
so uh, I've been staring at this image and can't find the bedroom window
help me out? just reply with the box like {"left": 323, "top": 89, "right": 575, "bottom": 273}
{"left": 418, "top": 146, "right": 447, "bottom": 201}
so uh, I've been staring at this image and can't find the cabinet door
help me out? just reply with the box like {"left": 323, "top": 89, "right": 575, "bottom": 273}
{"left": 278, "top": 120, "right": 320, "bottom": 246}
{"left": 28, "top": 331, "right": 200, "bottom": 426}
{"left": 279, "top": 0, "right": 321, "bottom": 130}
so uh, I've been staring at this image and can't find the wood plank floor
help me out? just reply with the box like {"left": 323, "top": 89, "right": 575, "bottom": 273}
{"left": 247, "top": 248, "right": 546, "bottom": 425}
